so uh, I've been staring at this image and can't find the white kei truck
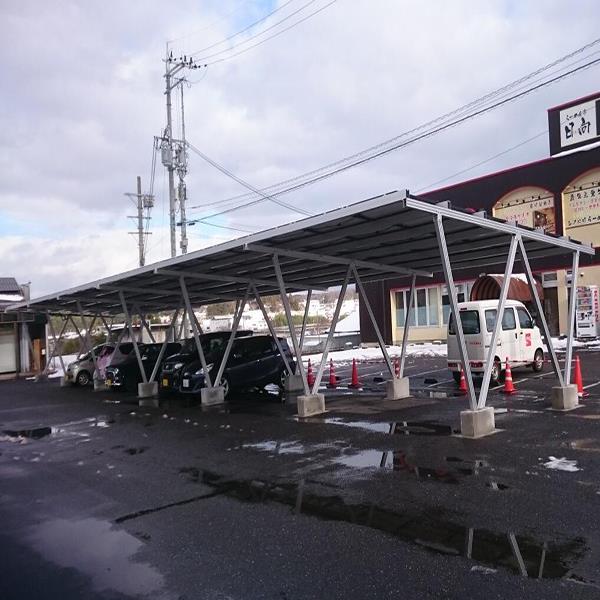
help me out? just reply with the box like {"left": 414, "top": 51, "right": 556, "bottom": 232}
{"left": 447, "top": 299, "right": 545, "bottom": 384}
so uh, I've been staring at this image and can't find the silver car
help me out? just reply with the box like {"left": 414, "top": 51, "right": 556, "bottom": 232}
{"left": 65, "top": 343, "right": 136, "bottom": 386}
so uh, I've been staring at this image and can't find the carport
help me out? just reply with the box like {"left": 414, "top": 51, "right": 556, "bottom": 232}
{"left": 7, "top": 190, "right": 594, "bottom": 437}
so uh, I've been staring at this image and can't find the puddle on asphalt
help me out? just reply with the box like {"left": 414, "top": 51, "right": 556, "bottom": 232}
{"left": 569, "top": 439, "right": 600, "bottom": 452}
{"left": 242, "top": 441, "right": 307, "bottom": 454}
{"left": 199, "top": 471, "right": 587, "bottom": 580}
{"left": 2, "top": 427, "right": 52, "bottom": 440}
{"left": 317, "top": 418, "right": 456, "bottom": 436}
{"left": 318, "top": 418, "right": 393, "bottom": 434}
{"left": 28, "top": 517, "right": 167, "bottom": 597}
{"left": 334, "top": 450, "right": 494, "bottom": 485}
{"left": 392, "top": 421, "right": 456, "bottom": 436}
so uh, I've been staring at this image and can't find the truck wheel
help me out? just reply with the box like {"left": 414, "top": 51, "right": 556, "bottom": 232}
{"left": 490, "top": 359, "right": 501, "bottom": 384}
{"left": 532, "top": 349, "right": 544, "bottom": 372}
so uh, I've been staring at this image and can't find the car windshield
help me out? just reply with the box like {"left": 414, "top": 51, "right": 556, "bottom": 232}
{"left": 448, "top": 310, "right": 480, "bottom": 335}
{"left": 181, "top": 336, "right": 229, "bottom": 355}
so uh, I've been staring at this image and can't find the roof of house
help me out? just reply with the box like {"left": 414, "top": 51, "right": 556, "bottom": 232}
{"left": 0, "top": 278, "right": 20, "bottom": 294}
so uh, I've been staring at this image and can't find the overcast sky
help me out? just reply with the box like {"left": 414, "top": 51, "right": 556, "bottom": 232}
{"left": 2, "top": 0, "right": 600, "bottom": 297}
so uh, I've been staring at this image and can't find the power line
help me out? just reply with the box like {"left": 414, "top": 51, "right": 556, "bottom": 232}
{"left": 199, "top": 0, "right": 337, "bottom": 67}
{"left": 190, "top": 0, "right": 298, "bottom": 57}
{"left": 187, "top": 220, "right": 258, "bottom": 235}
{"left": 187, "top": 39, "right": 600, "bottom": 214}
{"left": 167, "top": 1, "right": 248, "bottom": 44}
{"left": 186, "top": 54, "right": 600, "bottom": 224}
{"left": 185, "top": 140, "right": 312, "bottom": 216}
{"left": 414, "top": 130, "right": 548, "bottom": 193}
{"left": 193, "top": 0, "right": 319, "bottom": 63}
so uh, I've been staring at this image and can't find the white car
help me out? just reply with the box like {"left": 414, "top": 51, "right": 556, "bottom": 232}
{"left": 447, "top": 300, "right": 545, "bottom": 383}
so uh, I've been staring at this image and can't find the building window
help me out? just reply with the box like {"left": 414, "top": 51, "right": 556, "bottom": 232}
{"left": 442, "top": 284, "right": 469, "bottom": 324}
{"left": 395, "top": 286, "right": 440, "bottom": 328}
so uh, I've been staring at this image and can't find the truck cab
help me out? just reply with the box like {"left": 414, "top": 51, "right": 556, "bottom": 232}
{"left": 447, "top": 300, "right": 545, "bottom": 383}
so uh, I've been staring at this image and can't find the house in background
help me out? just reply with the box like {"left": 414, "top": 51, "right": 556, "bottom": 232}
{"left": 0, "top": 277, "right": 46, "bottom": 378}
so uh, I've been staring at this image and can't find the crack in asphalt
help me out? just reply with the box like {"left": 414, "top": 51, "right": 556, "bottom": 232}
{"left": 114, "top": 491, "right": 221, "bottom": 524}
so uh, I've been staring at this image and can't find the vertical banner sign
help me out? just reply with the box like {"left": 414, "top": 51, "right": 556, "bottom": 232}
{"left": 548, "top": 93, "right": 600, "bottom": 156}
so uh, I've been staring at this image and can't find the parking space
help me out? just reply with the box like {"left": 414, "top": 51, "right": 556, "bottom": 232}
{"left": 2, "top": 349, "right": 600, "bottom": 598}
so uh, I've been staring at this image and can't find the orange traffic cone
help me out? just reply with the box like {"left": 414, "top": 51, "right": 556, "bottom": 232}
{"left": 327, "top": 358, "right": 337, "bottom": 388}
{"left": 394, "top": 358, "right": 400, "bottom": 379}
{"left": 348, "top": 358, "right": 361, "bottom": 389}
{"left": 307, "top": 359, "right": 315, "bottom": 388}
{"left": 573, "top": 355, "right": 588, "bottom": 398}
{"left": 458, "top": 365, "right": 467, "bottom": 394}
{"left": 503, "top": 357, "right": 515, "bottom": 394}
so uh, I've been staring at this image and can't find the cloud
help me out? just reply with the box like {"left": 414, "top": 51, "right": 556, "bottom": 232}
{"left": 2, "top": 0, "right": 600, "bottom": 297}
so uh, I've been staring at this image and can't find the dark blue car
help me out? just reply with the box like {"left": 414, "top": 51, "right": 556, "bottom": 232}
{"left": 179, "top": 335, "right": 295, "bottom": 398}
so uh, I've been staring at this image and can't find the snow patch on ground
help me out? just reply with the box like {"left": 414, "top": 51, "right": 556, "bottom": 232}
{"left": 551, "top": 338, "right": 600, "bottom": 351}
{"left": 541, "top": 456, "right": 580, "bottom": 472}
{"left": 304, "top": 343, "right": 447, "bottom": 364}
{"left": 335, "top": 310, "right": 360, "bottom": 333}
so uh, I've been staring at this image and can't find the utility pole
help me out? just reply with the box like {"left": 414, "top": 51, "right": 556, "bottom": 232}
{"left": 126, "top": 176, "right": 154, "bottom": 267}
{"left": 162, "top": 54, "right": 181, "bottom": 258}
{"left": 161, "top": 46, "right": 202, "bottom": 257}
{"left": 177, "top": 83, "right": 188, "bottom": 255}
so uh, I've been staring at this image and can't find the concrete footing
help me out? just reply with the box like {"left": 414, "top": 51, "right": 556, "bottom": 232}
{"left": 201, "top": 386, "right": 225, "bottom": 406}
{"left": 93, "top": 379, "right": 107, "bottom": 392}
{"left": 284, "top": 373, "right": 304, "bottom": 393}
{"left": 551, "top": 384, "right": 579, "bottom": 411}
{"left": 460, "top": 407, "right": 496, "bottom": 439}
{"left": 297, "top": 393, "right": 325, "bottom": 417}
{"left": 138, "top": 382, "right": 158, "bottom": 398}
{"left": 385, "top": 377, "right": 410, "bottom": 400}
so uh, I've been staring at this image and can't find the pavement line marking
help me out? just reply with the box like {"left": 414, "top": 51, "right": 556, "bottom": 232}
{"left": 426, "top": 379, "right": 454, "bottom": 388}
{"left": 405, "top": 367, "right": 448, "bottom": 378}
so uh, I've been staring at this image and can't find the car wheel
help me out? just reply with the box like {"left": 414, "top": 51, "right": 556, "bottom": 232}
{"left": 278, "top": 368, "right": 287, "bottom": 390}
{"left": 219, "top": 376, "right": 230, "bottom": 398}
{"left": 490, "top": 359, "right": 501, "bottom": 384}
{"left": 76, "top": 370, "right": 91, "bottom": 387}
{"left": 532, "top": 349, "right": 544, "bottom": 372}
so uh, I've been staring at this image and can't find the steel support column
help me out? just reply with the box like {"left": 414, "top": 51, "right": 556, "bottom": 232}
{"left": 299, "top": 289, "right": 313, "bottom": 351}
{"left": 179, "top": 277, "right": 212, "bottom": 388}
{"left": 68, "top": 316, "right": 88, "bottom": 359}
{"left": 138, "top": 308, "right": 156, "bottom": 343}
{"left": 273, "top": 255, "right": 309, "bottom": 395}
{"left": 518, "top": 238, "right": 564, "bottom": 386}
{"left": 118, "top": 292, "right": 147, "bottom": 384}
{"left": 149, "top": 307, "right": 181, "bottom": 383}
{"left": 312, "top": 266, "right": 352, "bottom": 393}
{"left": 76, "top": 303, "right": 100, "bottom": 380}
{"left": 353, "top": 265, "right": 394, "bottom": 376}
{"left": 477, "top": 235, "right": 518, "bottom": 409}
{"left": 399, "top": 275, "right": 417, "bottom": 378}
{"left": 434, "top": 215, "right": 477, "bottom": 410}
{"left": 564, "top": 251, "right": 580, "bottom": 385}
{"left": 252, "top": 285, "right": 293, "bottom": 375}
{"left": 214, "top": 285, "right": 251, "bottom": 388}
{"left": 39, "top": 314, "right": 69, "bottom": 379}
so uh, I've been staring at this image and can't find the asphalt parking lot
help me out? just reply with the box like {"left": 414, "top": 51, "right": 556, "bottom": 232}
{"left": 2, "top": 352, "right": 600, "bottom": 599}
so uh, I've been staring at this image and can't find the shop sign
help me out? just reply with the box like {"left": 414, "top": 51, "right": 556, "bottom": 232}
{"left": 549, "top": 93, "right": 600, "bottom": 156}
{"left": 562, "top": 183, "right": 600, "bottom": 244}
{"left": 492, "top": 191, "right": 555, "bottom": 233}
